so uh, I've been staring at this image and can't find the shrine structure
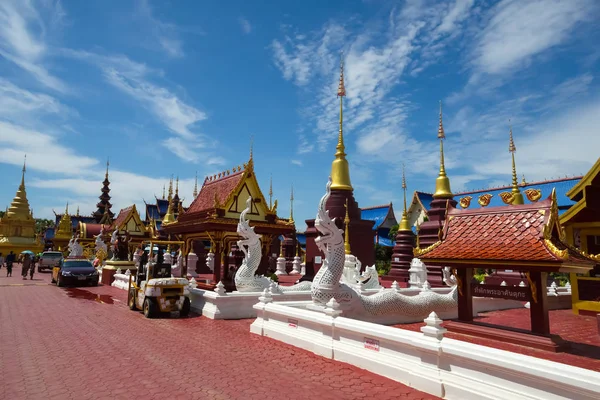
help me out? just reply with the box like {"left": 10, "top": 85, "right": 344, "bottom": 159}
{"left": 559, "top": 157, "right": 600, "bottom": 315}
{"left": 304, "top": 58, "right": 375, "bottom": 275}
{"left": 387, "top": 165, "right": 415, "bottom": 285}
{"left": 416, "top": 102, "right": 456, "bottom": 287}
{"left": 0, "top": 158, "right": 43, "bottom": 255}
{"left": 360, "top": 203, "right": 397, "bottom": 247}
{"left": 418, "top": 190, "right": 595, "bottom": 351}
{"left": 161, "top": 150, "right": 295, "bottom": 290}
{"left": 92, "top": 160, "right": 115, "bottom": 224}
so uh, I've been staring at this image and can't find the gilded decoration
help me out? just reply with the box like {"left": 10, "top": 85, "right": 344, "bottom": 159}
{"left": 524, "top": 272, "right": 538, "bottom": 304}
{"left": 499, "top": 192, "right": 515, "bottom": 205}
{"left": 544, "top": 239, "right": 568, "bottom": 260}
{"left": 459, "top": 196, "right": 472, "bottom": 209}
{"left": 477, "top": 194, "right": 493, "bottom": 207}
{"left": 413, "top": 240, "right": 441, "bottom": 257}
{"left": 525, "top": 188, "right": 542, "bottom": 202}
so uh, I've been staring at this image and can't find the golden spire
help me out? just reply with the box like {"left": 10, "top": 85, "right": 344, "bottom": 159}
{"left": 6, "top": 155, "right": 33, "bottom": 220}
{"left": 330, "top": 53, "right": 353, "bottom": 191}
{"left": 193, "top": 172, "right": 198, "bottom": 198}
{"left": 162, "top": 184, "right": 166, "bottom": 199}
{"left": 399, "top": 163, "right": 411, "bottom": 231}
{"left": 344, "top": 198, "right": 352, "bottom": 255}
{"left": 521, "top": 174, "right": 526, "bottom": 186}
{"left": 56, "top": 203, "right": 73, "bottom": 237}
{"left": 175, "top": 176, "right": 179, "bottom": 197}
{"left": 248, "top": 135, "right": 254, "bottom": 169}
{"left": 279, "top": 237, "right": 284, "bottom": 257}
{"left": 168, "top": 175, "right": 173, "bottom": 201}
{"left": 433, "top": 101, "right": 452, "bottom": 199}
{"left": 269, "top": 174, "right": 273, "bottom": 209}
{"left": 509, "top": 122, "right": 524, "bottom": 205}
{"left": 163, "top": 198, "right": 175, "bottom": 224}
{"left": 289, "top": 185, "right": 294, "bottom": 222}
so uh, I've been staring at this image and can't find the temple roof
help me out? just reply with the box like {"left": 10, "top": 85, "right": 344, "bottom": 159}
{"left": 156, "top": 198, "right": 169, "bottom": 215}
{"left": 560, "top": 158, "right": 600, "bottom": 225}
{"left": 145, "top": 204, "right": 161, "bottom": 221}
{"left": 567, "top": 158, "right": 600, "bottom": 201}
{"left": 5, "top": 163, "right": 33, "bottom": 221}
{"left": 418, "top": 192, "right": 594, "bottom": 271}
{"left": 411, "top": 191, "right": 434, "bottom": 212}
{"left": 111, "top": 206, "right": 134, "bottom": 230}
{"left": 54, "top": 214, "right": 96, "bottom": 230}
{"left": 376, "top": 236, "right": 394, "bottom": 247}
{"left": 186, "top": 169, "right": 246, "bottom": 214}
{"left": 361, "top": 203, "right": 398, "bottom": 230}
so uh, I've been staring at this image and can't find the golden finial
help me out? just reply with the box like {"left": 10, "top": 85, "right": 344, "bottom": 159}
{"left": 175, "top": 176, "right": 179, "bottom": 196}
{"left": 65, "top": 202, "right": 69, "bottom": 215}
{"left": 289, "top": 185, "right": 294, "bottom": 222}
{"left": 162, "top": 184, "right": 166, "bottom": 199}
{"left": 20, "top": 154, "right": 26, "bottom": 189}
{"left": 269, "top": 175, "right": 273, "bottom": 210}
{"left": 168, "top": 175, "right": 173, "bottom": 200}
{"left": 330, "top": 52, "right": 352, "bottom": 191}
{"left": 508, "top": 121, "right": 524, "bottom": 205}
{"left": 399, "top": 163, "right": 411, "bottom": 231}
{"left": 521, "top": 174, "right": 526, "bottom": 186}
{"left": 193, "top": 172, "right": 198, "bottom": 198}
{"left": 249, "top": 135, "right": 254, "bottom": 166}
{"left": 344, "top": 198, "right": 351, "bottom": 255}
{"left": 433, "top": 101, "right": 452, "bottom": 199}
{"left": 279, "top": 237, "right": 284, "bottom": 257}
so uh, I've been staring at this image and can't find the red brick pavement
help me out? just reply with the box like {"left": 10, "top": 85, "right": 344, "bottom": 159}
{"left": 400, "top": 308, "right": 600, "bottom": 371}
{"left": 0, "top": 270, "right": 437, "bottom": 400}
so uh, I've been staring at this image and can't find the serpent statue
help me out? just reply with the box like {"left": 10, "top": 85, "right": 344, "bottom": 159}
{"left": 311, "top": 177, "right": 458, "bottom": 320}
{"left": 234, "top": 197, "right": 312, "bottom": 293}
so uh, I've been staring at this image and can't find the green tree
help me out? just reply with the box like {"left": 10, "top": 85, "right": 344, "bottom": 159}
{"left": 388, "top": 224, "right": 399, "bottom": 241}
{"left": 35, "top": 219, "right": 54, "bottom": 234}
{"left": 375, "top": 244, "right": 392, "bottom": 276}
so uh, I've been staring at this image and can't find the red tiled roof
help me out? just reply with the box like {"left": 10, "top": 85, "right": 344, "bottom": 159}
{"left": 111, "top": 206, "right": 134, "bottom": 230}
{"left": 186, "top": 171, "right": 245, "bottom": 214}
{"left": 419, "top": 195, "right": 594, "bottom": 267}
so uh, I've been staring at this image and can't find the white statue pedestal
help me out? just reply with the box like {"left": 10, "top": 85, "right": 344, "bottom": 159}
{"left": 290, "top": 256, "right": 302, "bottom": 275}
{"left": 275, "top": 256, "right": 287, "bottom": 275}
{"left": 187, "top": 252, "right": 198, "bottom": 277}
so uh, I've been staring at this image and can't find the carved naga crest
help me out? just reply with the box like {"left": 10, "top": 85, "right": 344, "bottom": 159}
{"left": 314, "top": 177, "right": 343, "bottom": 245}
{"left": 237, "top": 197, "right": 260, "bottom": 241}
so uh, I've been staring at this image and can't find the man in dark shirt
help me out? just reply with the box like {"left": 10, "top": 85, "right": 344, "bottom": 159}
{"left": 6, "top": 251, "right": 15, "bottom": 277}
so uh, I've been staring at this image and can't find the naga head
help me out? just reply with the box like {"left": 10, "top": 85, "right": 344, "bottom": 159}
{"left": 315, "top": 177, "right": 343, "bottom": 248}
{"left": 237, "top": 196, "right": 261, "bottom": 242}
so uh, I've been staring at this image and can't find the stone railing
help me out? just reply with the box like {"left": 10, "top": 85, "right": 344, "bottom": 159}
{"left": 251, "top": 298, "right": 600, "bottom": 400}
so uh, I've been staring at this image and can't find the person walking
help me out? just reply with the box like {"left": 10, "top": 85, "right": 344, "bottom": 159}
{"left": 0, "top": 252, "right": 4, "bottom": 271}
{"left": 29, "top": 256, "right": 36, "bottom": 280}
{"left": 21, "top": 254, "right": 31, "bottom": 280}
{"left": 6, "top": 251, "right": 15, "bottom": 277}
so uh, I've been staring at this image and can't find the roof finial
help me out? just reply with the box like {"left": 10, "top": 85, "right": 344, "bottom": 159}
{"left": 289, "top": 184, "right": 294, "bottom": 222}
{"left": 399, "top": 163, "right": 411, "bottom": 231}
{"left": 330, "top": 52, "right": 352, "bottom": 191}
{"left": 193, "top": 171, "right": 198, "bottom": 198}
{"left": 175, "top": 176, "right": 179, "bottom": 196}
{"left": 20, "top": 154, "right": 26, "bottom": 189}
{"left": 521, "top": 174, "right": 526, "bottom": 186}
{"left": 162, "top": 184, "right": 166, "bottom": 199}
{"left": 509, "top": 121, "right": 524, "bottom": 205}
{"left": 168, "top": 175, "right": 173, "bottom": 201}
{"left": 269, "top": 174, "right": 273, "bottom": 209}
{"left": 65, "top": 202, "right": 69, "bottom": 215}
{"left": 250, "top": 135, "right": 254, "bottom": 161}
{"left": 344, "top": 198, "right": 351, "bottom": 255}
{"left": 105, "top": 157, "right": 109, "bottom": 178}
{"left": 433, "top": 101, "right": 452, "bottom": 199}
{"left": 76, "top": 205, "right": 79, "bottom": 216}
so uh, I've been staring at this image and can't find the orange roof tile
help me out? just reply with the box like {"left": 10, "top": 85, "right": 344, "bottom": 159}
{"left": 186, "top": 171, "right": 245, "bottom": 214}
{"left": 419, "top": 194, "right": 595, "bottom": 268}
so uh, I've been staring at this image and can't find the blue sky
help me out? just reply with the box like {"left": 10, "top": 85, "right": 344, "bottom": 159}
{"left": 0, "top": 0, "right": 599, "bottom": 226}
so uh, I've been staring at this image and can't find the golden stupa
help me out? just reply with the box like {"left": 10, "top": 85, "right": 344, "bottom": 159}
{"left": 0, "top": 159, "right": 43, "bottom": 255}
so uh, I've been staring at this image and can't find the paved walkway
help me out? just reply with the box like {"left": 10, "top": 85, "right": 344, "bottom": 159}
{"left": 0, "top": 270, "right": 437, "bottom": 400}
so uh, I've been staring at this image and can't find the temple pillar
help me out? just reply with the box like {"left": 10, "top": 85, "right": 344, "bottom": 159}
{"left": 418, "top": 197, "right": 456, "bottom": 287}
{"left": 387, "top": 229, "right": 415, "bottom": 284}
{"left": 212, "top": 242, "right": 222, "bottom": 284}
{"left": 529, "top": 271, "right": 550, "bottom": 335}
{"left": 457, "top": 267, "right": 473, "bottom": 322}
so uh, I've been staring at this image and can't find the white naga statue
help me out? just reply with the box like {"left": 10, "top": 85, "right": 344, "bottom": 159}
{"left": 94, "top": 227, "right": 108, "bottom": 253}
{"left": 341, "top": 254, "right": 381, "bottom": 290}
{"left": 67, "top": 236, "right": 75, "bottom": 253}
{"left": 234, "top": 197, "right": 312, "bottom": 293}
{"left": 69, "top": 237, "right": 84, "bottom": 257}
{"left": 311, "top": 177, "right": 457, "bottom": 320}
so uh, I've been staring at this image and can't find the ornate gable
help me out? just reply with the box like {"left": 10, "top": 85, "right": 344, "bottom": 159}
{"left": 112, "top": 205, "right": 147, "bottom": 235}
{"left": 223, "top": 171, "right": 270, "bottom": 220}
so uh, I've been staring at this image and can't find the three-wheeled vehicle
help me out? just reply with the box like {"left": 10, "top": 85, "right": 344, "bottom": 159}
{"left": 127, "top": 240, "right": 191, "bottom": 318}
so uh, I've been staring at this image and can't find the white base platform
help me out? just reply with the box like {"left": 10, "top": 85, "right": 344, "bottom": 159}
{"left": 251, "top": 301, "right": 600, "bottom": 400}
{"left": 188, "top": 286, "right": 524, "bottom": 320}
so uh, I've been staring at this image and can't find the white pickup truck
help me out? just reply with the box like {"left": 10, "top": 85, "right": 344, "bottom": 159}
{"left": 38, "top": 251, "right": 64, "bottom": 272}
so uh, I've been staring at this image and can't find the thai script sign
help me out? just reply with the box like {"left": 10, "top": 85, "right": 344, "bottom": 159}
{"left": 288, "top": 318, "right": 298, "bottom": 328}
{"left": 472, "top": 284, "right": 531, "bottom": 302}
{"left": 364, "top": 338, "right": 380, "bottom": 351}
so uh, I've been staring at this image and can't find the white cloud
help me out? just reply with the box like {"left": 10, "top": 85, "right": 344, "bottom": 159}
{"left": 472, "top": 0, "right": 594, "bottom": 76}
{"left": 291, "top": 159, "right": 302, "bottom": 166}
{"left": 0, "top": 78, "right": 74, "bottom": 121}
{"left": 136, "top": 0, "right": 184, "bottom": 58}
{"left": 435, "top": 0, "right": 475, "bottom": 35}
{"left": 0, "top": 0, "right": 68, "bottom": 93}
{"left": 238, "top": 17, "right": 252, "bottom": 34}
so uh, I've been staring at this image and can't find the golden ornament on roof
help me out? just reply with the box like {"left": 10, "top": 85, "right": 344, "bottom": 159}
{"left": 478, "top": 194, "right": 493, "bottom": 207}
{"left": 499, "top": 192, "right": 515, "bottom": 205}
{"left": 458, "top": 196, "right": 472, "bottom": 209}
{"left": 525, "top": 188, "right": 542, "bottom": 202}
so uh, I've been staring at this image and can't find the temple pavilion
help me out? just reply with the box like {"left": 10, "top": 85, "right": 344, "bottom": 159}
{"left": 161, "top": 153, "right": 295, "bottom": 289}
{"left": 360, "top": 203, "right": 398, "bottom": 247}
{"left": 0, "top": 159, "right": 43, "bottom": 255}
